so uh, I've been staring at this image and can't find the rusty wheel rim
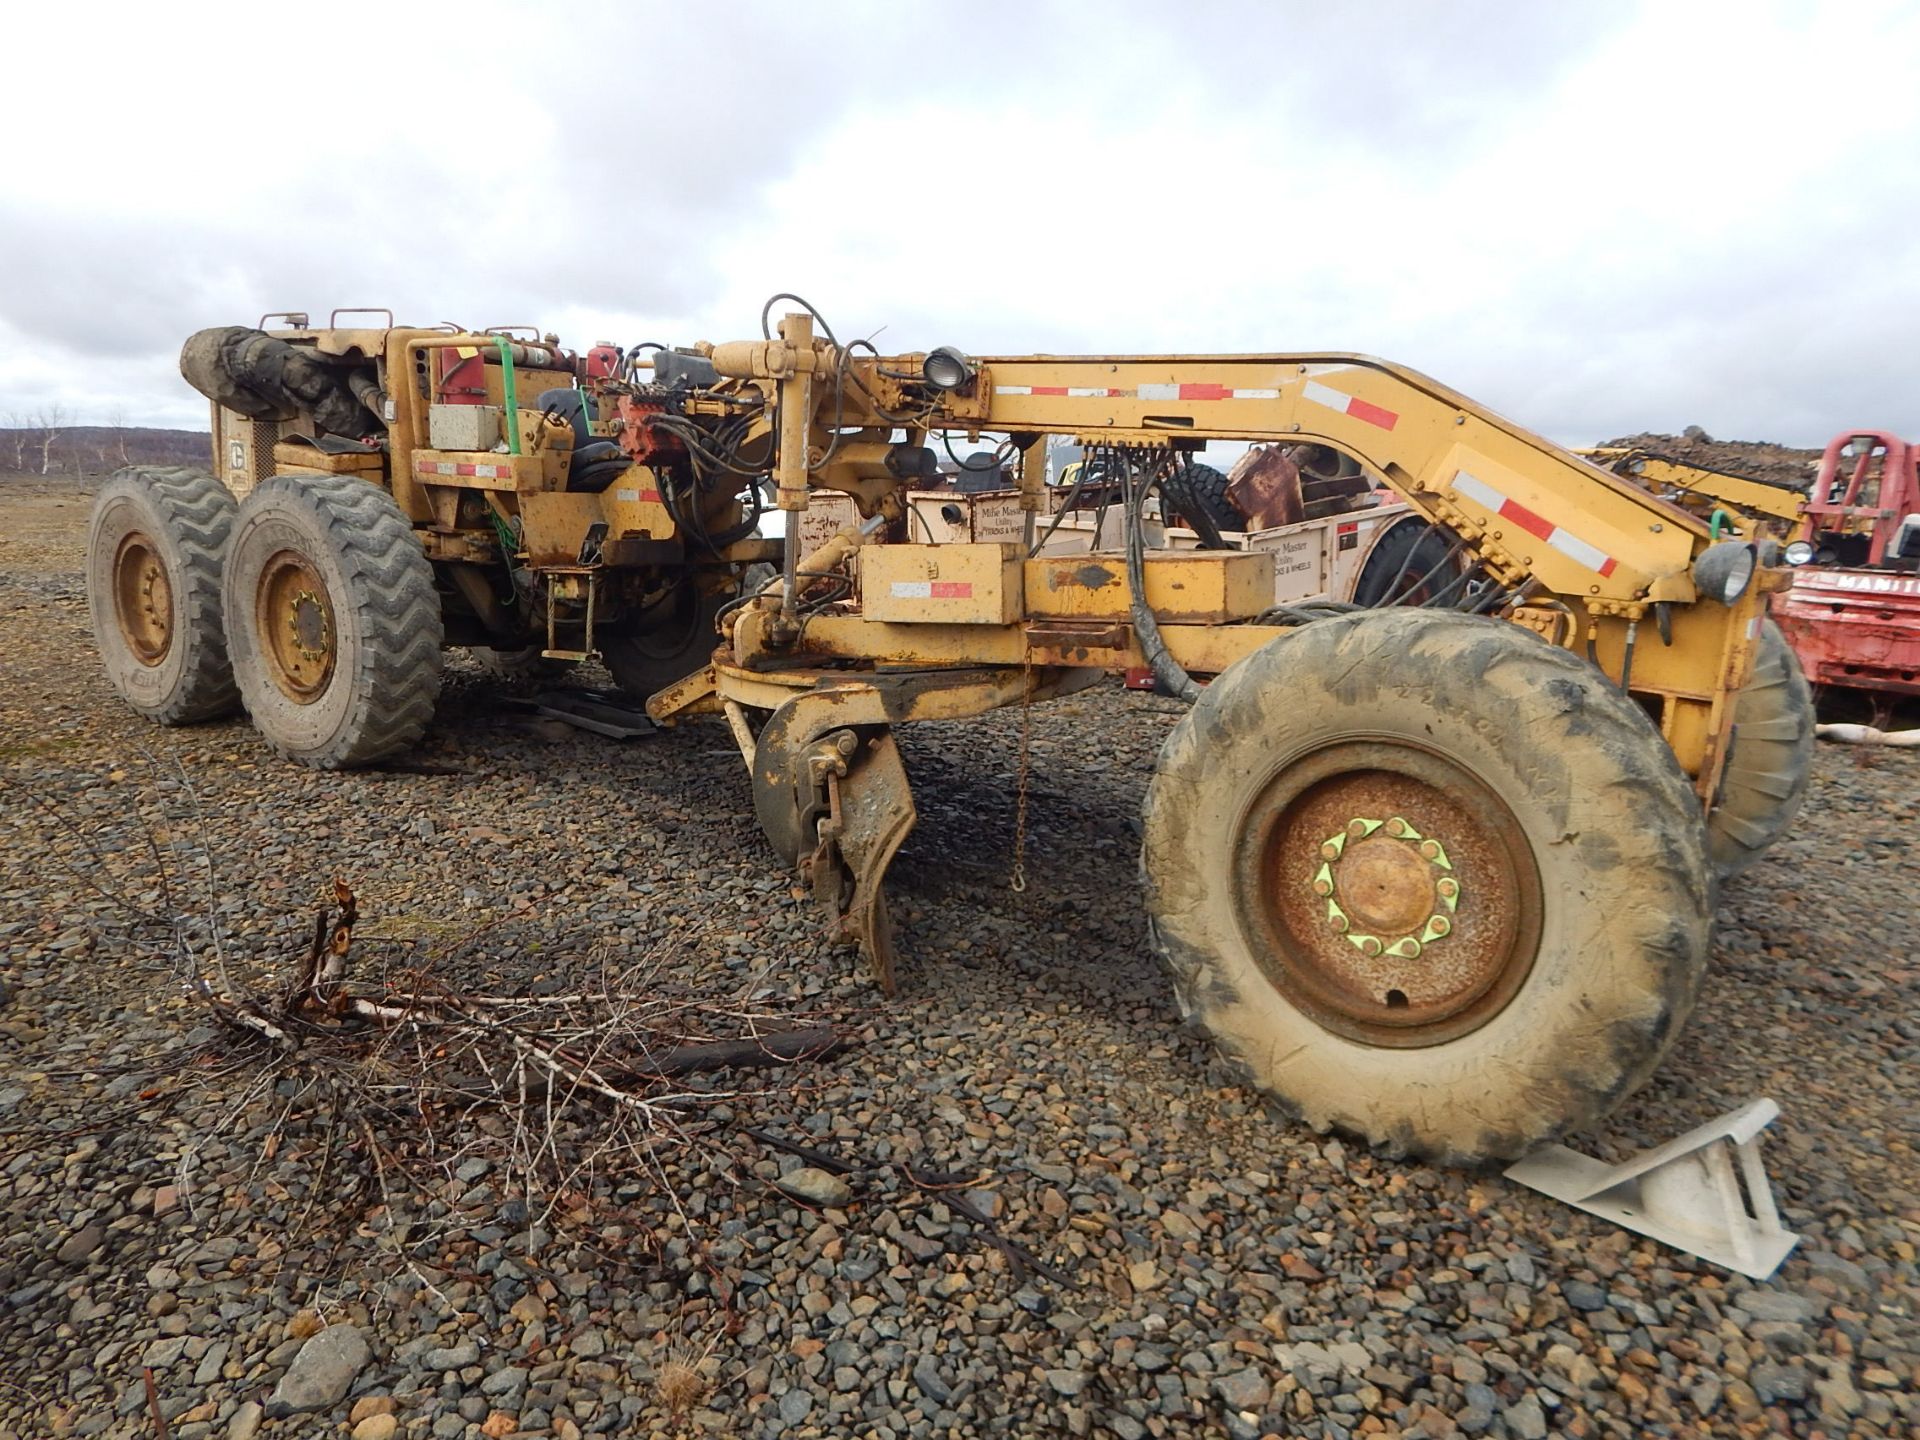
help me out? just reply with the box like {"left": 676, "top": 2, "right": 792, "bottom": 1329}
{"left": 1233, "top": 739, "right": 1542, "bottom": 1048}
{"left": 255, "top": 550, "right": 336, "bottom": 704}
{"left": 112, "top": 532, "right": 173, "bottom": 665}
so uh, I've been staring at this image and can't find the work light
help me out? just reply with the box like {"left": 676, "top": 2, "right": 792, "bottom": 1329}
{"left": 1692, "top": 540, "right": 1757, "bottom": 604}
{"left": 922, "top": 346, "right": 975, "bottom": 392}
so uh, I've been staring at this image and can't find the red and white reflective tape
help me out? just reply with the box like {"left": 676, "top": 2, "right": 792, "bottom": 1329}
{"left": 993, "top": 383, "right": 1280, "bottom": 400}
{"left": 1137, "top": 382, "right": 1281, "bottom": 401}
{"left": 1301, "top": 380, "right": 1399, "bottom": 431}
{"left": 1452, "top": 469, "right": 1618, "bottom": 577}
{"left": 613, "top": 485, "right": 665, "bottom": 504}
{"left": 416, "top": 459, "right": 514, "bottom": 480}
{"left": 889, "top": 580, "right": 974, "bottom": 599}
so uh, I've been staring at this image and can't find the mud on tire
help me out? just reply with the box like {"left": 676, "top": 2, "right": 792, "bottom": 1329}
{"left": 223, "top": 475, "right": 443, "bottom": 768}
{"left": 1141, "top": 609, "right": 1712, "bottom": 1164}
{"left": 86, "top": 466, "right": 241, "bottom": 724}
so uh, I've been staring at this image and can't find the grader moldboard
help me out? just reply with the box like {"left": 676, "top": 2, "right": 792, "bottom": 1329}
{"left": 88, "top": 302, "right": 1814, "bottom": 1164}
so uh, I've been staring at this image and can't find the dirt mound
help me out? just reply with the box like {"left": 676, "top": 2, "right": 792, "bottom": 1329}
{"left": 1601, "top": 431, "right": 1821, "bottom": 492}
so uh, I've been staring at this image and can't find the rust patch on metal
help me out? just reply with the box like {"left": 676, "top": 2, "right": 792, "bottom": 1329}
{"left": 1024, "top": 619, "right": 1130, "bottom": 650}
{"left": 1232, "top": 740, "right": 1542, "bottom": 1048}
{"left": 1052, "top": 562, "right": 1117, "bottom": 590}
{"left": 1226, "top": 446, "right": 1304, "bottom": 530}
{"left": 112, "top": 531, "right": 173, "bottom": 665}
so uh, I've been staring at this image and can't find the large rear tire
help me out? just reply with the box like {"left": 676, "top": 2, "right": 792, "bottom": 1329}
{"left": 86, "top": 467, "right": 240, "bottom": 724}
{"left": 1141, "top": 609, "right": 1711, "bottom": 1163}
{"left": 223, "top": 475, "right": 443, "bottom": 768}
{"left": 1708, "top": 619, "right": 1813, "bottom": 881}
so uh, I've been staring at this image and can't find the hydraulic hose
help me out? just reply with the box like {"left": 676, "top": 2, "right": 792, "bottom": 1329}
{"left": 1125, "top": 452, "right": 1200, "bottom": 703}
{"left": 492, "top": 337, "right": 522, "bottom": 454}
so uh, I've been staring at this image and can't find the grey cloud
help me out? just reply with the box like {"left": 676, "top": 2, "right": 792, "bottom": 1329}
{"left": 4, "top": 2, "right": 1916, "bottom": 445}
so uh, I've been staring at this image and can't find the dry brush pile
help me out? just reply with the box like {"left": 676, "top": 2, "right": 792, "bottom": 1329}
{"left": 0, "top": 757, "right": 850, "bottom": 1282}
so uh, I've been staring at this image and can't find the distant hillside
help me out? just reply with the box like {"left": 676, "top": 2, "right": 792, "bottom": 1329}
{"left": 0, "top": 426, "right": 211, "bottom": 477}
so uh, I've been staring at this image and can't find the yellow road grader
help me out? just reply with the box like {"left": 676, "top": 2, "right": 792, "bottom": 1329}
{"left": 88, "top": 302, "right": 1814, "bottom": 1164}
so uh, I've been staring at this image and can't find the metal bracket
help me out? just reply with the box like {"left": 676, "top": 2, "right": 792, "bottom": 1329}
{"left": 541, "top": 566, "right": 599, "bottom": 662}
{"left": 1503, "top": 1099, "right": 1800, "bottom": 1279}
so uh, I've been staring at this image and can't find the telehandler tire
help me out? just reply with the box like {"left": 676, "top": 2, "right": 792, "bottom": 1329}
{"left": 602, "top": 585, "right": 726, "bottom": 700}
{"left": 1141, "top": 609, "right": 1711, "bottom": 1164}
{"left": 1162, "top": 461, "right": 1241, "bottom": 538}
{"left": 1350, "top": 518, "right": 1462, "bottom": 608}
{"left": 86, "top": 466, "right": 241, "bottom": 725}
{"left": 222, "top": 475, "right": 443, "bottom": 768}
{"left": 1707, "top": 619, "right": 1813, "bottom": 881}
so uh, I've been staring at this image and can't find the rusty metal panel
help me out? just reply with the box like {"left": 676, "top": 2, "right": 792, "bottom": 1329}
{"left": 1025, "top": 550, "right": 1275, "bottom": 623}
{"left": 860, "top": 543, "right": 1024, "bottom": 625}
{"left": 801, "top": 493, "right": 860, "bottom": 551}
{"left": 603, "top": 470, "right": 676, "bottom": 540}
{"left": 214, "top": 405, "right": 299, "bottom": 501}
{"left": 408, "top": 452, "right": 547, "bottom": 493}
{"left": 1226, "top": 446, "right": 1304, "bottom": 529}
{"left": 269, "top": 443, "right": 383, "bottom": 476}
{"left": 519, "top": 492, "right": 606, "bottom": 567}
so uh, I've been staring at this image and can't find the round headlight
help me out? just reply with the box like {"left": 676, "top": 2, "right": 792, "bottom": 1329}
{"left": 922, "top": 346, "right": 975, "bottom": 392}
{"left": 1692, "top": 540, "right": 1757, "bottom": 605}
{"left": 1783, "top": 539, "right": 1814, "bottom": 566}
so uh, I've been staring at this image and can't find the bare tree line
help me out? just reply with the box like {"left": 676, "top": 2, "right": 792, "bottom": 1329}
{"left": 2, "top": 405, "right": 198, "bottom": 476}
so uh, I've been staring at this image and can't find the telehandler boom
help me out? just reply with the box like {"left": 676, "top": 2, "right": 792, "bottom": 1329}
{"left": 87, "top": 303, "right": 1814, "bottom": 1164}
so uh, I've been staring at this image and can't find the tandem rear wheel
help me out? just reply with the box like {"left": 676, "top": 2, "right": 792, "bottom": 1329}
{"left": 86, "top": 466, "right": 242, "bottom": 725}
{"left": 222, "top": 475, "right": 444, "bottom": 768}
{"left": 1141, "top": 608, "right": 1713, "bottom": 1164}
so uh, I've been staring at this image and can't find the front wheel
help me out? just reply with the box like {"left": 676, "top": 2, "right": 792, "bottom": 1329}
{"left": 1141, "top": 609, "right": 1711, "bottom": 1163}
{"left": 1708, "top": 619, "right": 1813, "bottom": 881}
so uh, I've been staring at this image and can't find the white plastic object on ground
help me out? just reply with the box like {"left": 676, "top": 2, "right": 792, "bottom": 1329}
{"left": 1503, "top": 1099, "right": 1800, "bottom": 1280}
{"left": 1815, "top": 723, "right": 1920, "bottom": 747}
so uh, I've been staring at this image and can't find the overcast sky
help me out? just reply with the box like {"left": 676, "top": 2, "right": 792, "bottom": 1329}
{"left": 1, "top": 0, "right": 1914, "bottom": 446}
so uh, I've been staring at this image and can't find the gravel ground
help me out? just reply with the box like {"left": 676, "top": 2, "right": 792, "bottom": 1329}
{"left": 1, "top": 474, "right": 1916, "bottom": 1440}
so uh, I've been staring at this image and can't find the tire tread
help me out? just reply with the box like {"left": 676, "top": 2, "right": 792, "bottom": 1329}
{"left": 89, "top": 466, "right": 240, "bottom": 724}
{"left": 226, "top": 475, "right": 442, "bottom": 768}
{"left": 1141, "top": 609, "right": 1712, "bottom": 1163}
